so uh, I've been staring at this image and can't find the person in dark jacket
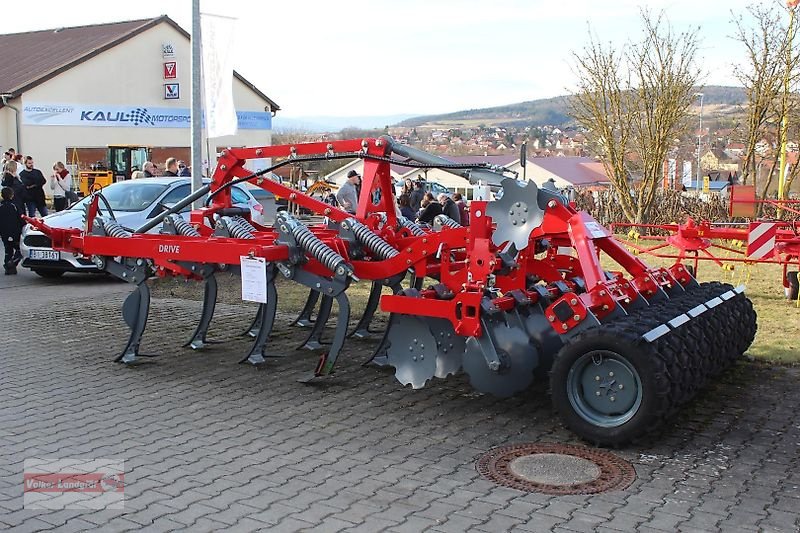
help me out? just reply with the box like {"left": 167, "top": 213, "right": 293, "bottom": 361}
{"left": 0, "top": 187, "right": 23, "bottom": 274}
{"left": 19, "top": 156, "right": 48, "bottom": 217}
{"left": 438, "top": 193, "right": 461, "bottom": 224}
{"left": 178, "top": 161, "right": 191, "bottom": 177}
{"left": 409, "top": 181, "right": 425, "bottom": 212}
{"left": 398, "top": 193, "right": 415, "bottom": 220}
{"left": 1, "top": 161, "right": 26, "bottom": 216}
{"left": 163, "top": 157, "right": 180, "bottom": 177}
{"left": 417, "top": 193, "right": 443, "bottom": 224}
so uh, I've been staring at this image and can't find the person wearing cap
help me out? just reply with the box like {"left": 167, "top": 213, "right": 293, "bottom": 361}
{"left": 336, "top": 169, "right": 361, "bottom": 213}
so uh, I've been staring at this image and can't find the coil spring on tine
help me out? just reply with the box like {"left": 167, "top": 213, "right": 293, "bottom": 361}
{"left": 221, "top": 216, "right": 255, "bottom": 239}
{"left": 171, "top": 215, "right": 201, "bottom": 237}
{"left": 345, "top": 218, "right": 398, "bottom": 260}
{"left": 434, "top": 214, "right": 462, "bottom": 229}
{"left": 102, "top": 219, "right": 132, "bottom": 238}
{"left": 233, "top": 216, "right": 258, "bottom": 234}
{"left": 291, "top": 222, "right": 347, "bottom": 273}
{"left": 398, "top": 215, "right": 426, "bottom": 236}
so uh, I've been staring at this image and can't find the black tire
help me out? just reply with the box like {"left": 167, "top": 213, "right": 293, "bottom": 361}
{"left": 33, "top": 269, "right": 65, "bottom": 279}
{"left": 550, "top": 326, "right": 670, "bottom": 446}
{"left": 786, "top": 271, "right": 799, "bottom": 301}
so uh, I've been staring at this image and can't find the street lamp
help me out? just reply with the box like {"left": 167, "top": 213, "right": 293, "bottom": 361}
{"left": 695, "top": 92, "right": 704, "bottom": 193}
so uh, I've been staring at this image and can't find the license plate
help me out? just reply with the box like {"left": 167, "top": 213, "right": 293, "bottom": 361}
{"left": 29, "top": 249, "right": 60, "bottom": 261}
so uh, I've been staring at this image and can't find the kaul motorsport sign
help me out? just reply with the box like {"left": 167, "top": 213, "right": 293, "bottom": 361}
{"left": 22, "top": 103, "right": 271, "bottom": 130}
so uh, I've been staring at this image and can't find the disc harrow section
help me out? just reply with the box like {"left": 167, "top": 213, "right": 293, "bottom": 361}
{"left": 26, "top": 136, "right": 758, "bottom": 446}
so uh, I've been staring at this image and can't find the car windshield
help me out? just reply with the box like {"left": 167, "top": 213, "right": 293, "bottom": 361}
{"left": 72, "top": 181, "right": 170, "bottom": 212}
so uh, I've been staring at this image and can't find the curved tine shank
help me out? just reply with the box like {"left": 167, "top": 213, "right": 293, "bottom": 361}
{"left": 117, "top": 283, "right": 152, "bottom": 364}
{"left": 291, "top": 289, "right": 319, "bottom": 328}
{"left": 184, "top": 274, "right": 219, "bottom": 349}
{"left": 299, "top": 292, "right": 351, "bottom": 383}
{"left": 241, "top": 274, "right": 279, "bottom": 365}
{"left": 348, "top": 281, "right": 382, "bottom": 339}
{"left": 299, "top": 294, "right": 332, "bottom": 351}
{"left": 243, "top": 304, "right": 264, "bottom": 338}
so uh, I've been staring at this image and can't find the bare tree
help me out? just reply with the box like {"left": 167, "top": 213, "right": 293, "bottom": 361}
{"left": 732, "top": 4, "right": 789, "bottom": 190}
{"left": 570, "top": 10, "right": 701, "bottom": 223}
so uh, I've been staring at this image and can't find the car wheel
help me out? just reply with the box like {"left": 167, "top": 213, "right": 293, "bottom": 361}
{"left": 33, "top": 269, "right": 65, "bottom": 279}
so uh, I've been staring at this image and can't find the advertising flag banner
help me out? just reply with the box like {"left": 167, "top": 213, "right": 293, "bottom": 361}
{"left": 201, "top": 13, "right": 238, "bottom": 138}
{"left": 682, "top": 161, "right": 693, "bottom": 188}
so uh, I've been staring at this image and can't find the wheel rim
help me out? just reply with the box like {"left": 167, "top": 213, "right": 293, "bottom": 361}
{"left": 566, "top": 350, "right": 643, "bottom": 428}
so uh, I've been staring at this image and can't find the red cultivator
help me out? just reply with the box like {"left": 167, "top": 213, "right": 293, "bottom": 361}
{"left": 27, "top": 137, "right": 757, "bottom": 445}
{"left": 612, "top": 185, "right": 800, "bottom": 302}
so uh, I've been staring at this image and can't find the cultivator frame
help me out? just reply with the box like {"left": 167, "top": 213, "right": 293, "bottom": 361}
{"left": 27, "top": 137, "right": 757, "bottom": 445}
{"left": 611, "top": 185, "right": 800, "bottom": 302}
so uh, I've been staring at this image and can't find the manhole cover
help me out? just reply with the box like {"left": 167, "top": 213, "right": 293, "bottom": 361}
{"left": 476, "top": 443, "right": 636, "bottom": 495}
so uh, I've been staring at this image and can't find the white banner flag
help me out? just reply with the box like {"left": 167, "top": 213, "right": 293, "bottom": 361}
{"left": 682, "top": 160, "right": 693, "bottom": 187}
{"left": 201, "top": 13, "right": 238, "bottom": 138}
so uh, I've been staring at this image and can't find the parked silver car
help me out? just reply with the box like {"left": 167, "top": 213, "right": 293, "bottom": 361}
{"left": 21, "top": 177, "right": 263, "bottom": 278}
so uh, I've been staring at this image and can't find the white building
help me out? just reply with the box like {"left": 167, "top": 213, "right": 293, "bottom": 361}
{"left": 0, "top": 16, "right": 278, "bottom": 187}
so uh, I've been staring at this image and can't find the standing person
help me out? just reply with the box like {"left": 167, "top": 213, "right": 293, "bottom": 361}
{"left": 163, "top": 158, "right": 179, "bottom": 177}
{"left": 50, "top": 162, "right": 73, "bottom": 212}
{"left": 409, "top": 181, "right": 425, "bottom": 212}
{"left": 143, "top": 161, "right": 156, "bottom": 177}
{"left": 398, "top": 194, "right": 415, "bottom": 220}
{"left": 438, "top": 193, "right": 461, "bottom": 224}
{"left": 178, "top": 160, "right": 191, "bottom": 177}
{"left": 401, "top": 178, "right": 414, "bottom": 197}
{"left": 0, "top": 187, "right": 23, "bottom": 274}
{"left": 1, "top": 161, "right": 25, "bottom": 216}
{"left": 19, "top": 156, "right": 48, "bottom": 217}
{"left": 453, "top": 192, "right": 469, "bottom": 226}
{"left": 336, "top": 170, "right": 361, "bottom": 213}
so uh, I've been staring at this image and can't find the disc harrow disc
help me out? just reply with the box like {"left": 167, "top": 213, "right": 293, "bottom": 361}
{"left": 386, "top": 315, "right": 437, "bottom": 389}
{"left": 486, "top": 178, "right": 545, "bottom": 251}
{"left": 428, "top": 318, "right": 466, "bottom": 379}
{"left": 463, "top": 314, "right": 536, "bottom": 398}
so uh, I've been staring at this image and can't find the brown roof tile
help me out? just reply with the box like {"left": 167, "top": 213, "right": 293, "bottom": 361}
{"left": 0, "top": 15, "right": 279, "bottom": 110}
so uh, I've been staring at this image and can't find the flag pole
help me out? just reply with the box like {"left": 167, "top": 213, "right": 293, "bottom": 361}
{"left": 190, "top": 0, "right": 203, "bottom": 208}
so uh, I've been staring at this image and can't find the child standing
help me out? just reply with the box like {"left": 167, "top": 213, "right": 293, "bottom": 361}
{"left": 0, "top": 187, "right": 23, "bottom": 274}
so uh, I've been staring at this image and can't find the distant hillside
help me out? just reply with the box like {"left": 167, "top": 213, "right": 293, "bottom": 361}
{"left": 398, "top": 85, "right": 747, "bottom": 129}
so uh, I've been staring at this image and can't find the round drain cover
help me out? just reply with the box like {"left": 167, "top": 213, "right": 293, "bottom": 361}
{"left": 476, "top": 443, "right": 636, "bottom": 495}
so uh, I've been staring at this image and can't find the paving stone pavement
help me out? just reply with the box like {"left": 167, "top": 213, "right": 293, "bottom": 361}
{"left": 1, "top": 272, "right": 800, "bottom": 532}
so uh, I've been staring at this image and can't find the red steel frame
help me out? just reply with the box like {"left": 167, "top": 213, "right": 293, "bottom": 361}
{"left": 27, "top": 138, "right": 697, "bottom": 338}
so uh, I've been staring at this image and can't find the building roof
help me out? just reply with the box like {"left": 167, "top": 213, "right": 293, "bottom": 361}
{"left": 529, "top": 156, "right": 610, "bottom": 186}
{"left": 0, "top": 15, "right": 279, "bottom": 111}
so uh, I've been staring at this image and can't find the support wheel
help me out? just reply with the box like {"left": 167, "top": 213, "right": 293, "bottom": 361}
{"left": 550, "top": 327, "right": 670, "bottom": 446}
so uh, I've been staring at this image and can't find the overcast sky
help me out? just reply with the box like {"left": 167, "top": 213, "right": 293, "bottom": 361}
{"left": 10, "top": 0, "right": 768, "bottom": 117}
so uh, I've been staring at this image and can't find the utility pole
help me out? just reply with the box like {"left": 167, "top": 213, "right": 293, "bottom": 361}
{"left": 190, "top": 0, "right": 203, "bottom": 208}
{"left": 695, "top": 92, "right": 704, "bottom": 194}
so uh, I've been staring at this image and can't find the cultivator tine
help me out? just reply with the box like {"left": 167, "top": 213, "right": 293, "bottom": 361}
{"left": 117, "top": 283, "right": 152, "bottom": 364}
{"left": 291, "top": 289, "right": 319, "bottom": 328}
{"left": 184, "top": 273, "right": 219, "bottom": 349}
{"left": 362, "top": 313, "right": 394, "bottom": 368}
{"left": 241, "top": 264, "right": 279, "bottom": 365}
{"left": 243, "top": 304, "right": 264, "bottom": 338}
{"left": 299, "top": 294, "right": 333, "bottom": 350}
{"left": 299, "top": 293, "right": 351, "bottom": 382}
{"left": 348, "top": 281, "right": 382, "bottom": 338}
